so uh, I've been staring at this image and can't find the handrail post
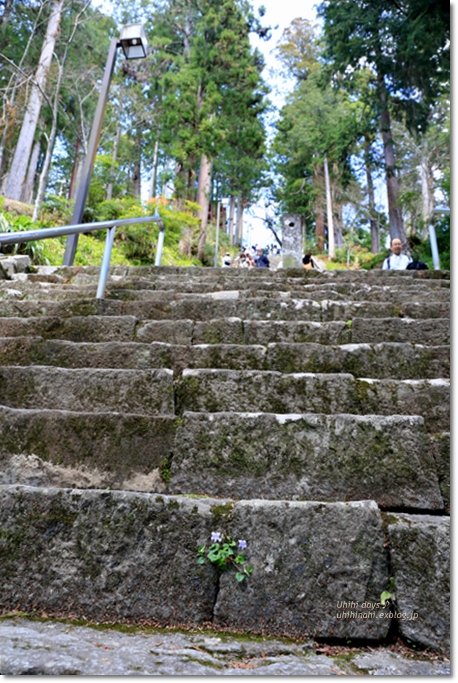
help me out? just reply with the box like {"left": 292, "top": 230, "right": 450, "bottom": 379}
{"left": 96, "top": 225, "right": 115, "bottom": 299}
{"left": 154, "top": 223, "right": 165, "bottom": 266}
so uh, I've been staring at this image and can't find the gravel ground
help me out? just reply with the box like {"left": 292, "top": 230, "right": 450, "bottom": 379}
{"left": 0, "top": 617, "right": 450, "bottom": 676}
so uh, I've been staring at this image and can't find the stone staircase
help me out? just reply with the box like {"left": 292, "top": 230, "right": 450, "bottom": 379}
{"left": 0, "top": 257, "right": 450, "bottom": 652}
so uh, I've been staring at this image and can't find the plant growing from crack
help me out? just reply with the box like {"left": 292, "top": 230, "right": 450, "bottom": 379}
{"left": 197, "top": 532, "right": 253, "bottom": 582}
{"left": 380, "top": 577, "right": 396, "bottom": 606}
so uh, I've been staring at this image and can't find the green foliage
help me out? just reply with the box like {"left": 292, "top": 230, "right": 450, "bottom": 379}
{"left": 197, "top": 532, "right": 253, "bottom": 583}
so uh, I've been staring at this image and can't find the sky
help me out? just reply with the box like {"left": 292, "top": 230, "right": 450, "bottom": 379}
{"left": 243, "top": 0, "right": 320, "bottom": 248}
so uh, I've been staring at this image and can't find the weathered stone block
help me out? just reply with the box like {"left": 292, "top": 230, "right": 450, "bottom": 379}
{"left": 0, "top": 366, "right": 175, "bottom": 415}
{"left": 352, "top": 317, "right": 450, "bottom": 345}
{"left": 243, "top": 320, "right": 351, "bottom": 346}
{"left": 171, "top": 412, "right": 443, "bottom": 509}
{"left": 429, "top": 432, "right": 450, "bottom": 512}
{"left": 0, "top": 486, "right": 220, "bottom": 625}
{"left": 136, "top": 319, "right": 194, "bottom": 345}
{"left": 387, "top": 514, "right": 450, "bottom": 653}
{"left": 0, "top": 315, "right": 138, "bottom": 342}
{"left": 214, "top": 499, "right": 390, "bottom": 639}
{"left": 0, "top": 406, "right": 177, "bottom": 473}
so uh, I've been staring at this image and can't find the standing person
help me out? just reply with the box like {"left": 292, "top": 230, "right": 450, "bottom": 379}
{"left": 222, "top": 252, "right": 232, "bottom": 268}
{"left": 255, "top": 247, "right": 270, "bottom": 268}
{"left": 303, "top": 251, "right": 316, "bottom": 270}
{"left": 382, "top": 238, "right": 412, "bottom": 270}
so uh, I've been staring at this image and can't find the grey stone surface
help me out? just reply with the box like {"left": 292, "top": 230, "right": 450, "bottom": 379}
{"left": 351, "top": 651, "right": 450, "bottom": 675}
{"left": 214, "top": 499, "right": 390, "bottom": 639}
{"left": 243, "top": 319, "right": 351, "bottom": 345}
{"left": 0, "top": 487, "right": 390, "bottom": 640}
{"left": 265, "top": 341, "right": 450, "bottom": 379}
{"left": 281, "top": 214, "right": 303, "bottom": 268}
{"left": 429, "top": 432, "right": 450, "bottom": 511}
{"left": 1, "top": 618, "right": 449, "bottom": 676}
{"left": 172, "top": 412, "right": 443, "bottom": 509}
{"left": 176, "top": 369, "right": 449, "bottom": 428}
{"left": 136, "top": 318, "right": 194, "bottom": 344}
{"left": 0, "top": 406, "right": 177, "bottom": 472}
{"left": 0, "top": 314, "right": 138, "bottom": 341}
{"left": 0, "top": 486, "right": 221, "bottom": 625}
{"left": 0, "top": 365, "right": 174, "bottom": 414}
{"left": 387, "top": 514, "right": 450, "bottom": 653}
{"left": 356, "top": 377, "right": 450, "bottom": 431}
{"left": 352, "top": 317, "right": 450, "bottom": 345}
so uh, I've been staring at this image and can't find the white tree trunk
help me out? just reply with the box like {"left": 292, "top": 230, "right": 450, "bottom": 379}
{"left": 106, "top": 124, "right": 121, "bottom": 201}
{"left": 23, "top": 140, "right": 41, "bottom": 204}
{"left": 228, "top": 195, "right": 235, "bottom": 243}
{"left": 236, "top": 195, "right": 244, "bottom": 246}
{"left": 149, "top": 138, "right": 159, "bottom": 199}
{"left": 4, "top": 0, "right": 64, "bottom": 200}
{"left": 324, "top": 156, "right": 335, "bottom": 259}
{"left": 420, "top": 159, "right": 434, "bottom": 236}
{"left": 196, "top": 153, "right": 213, "bottom": 262}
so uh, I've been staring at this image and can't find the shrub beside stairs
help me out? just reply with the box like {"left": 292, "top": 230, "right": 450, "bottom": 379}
{"left": 0, "top": 256, "right": 450, "bottom": 653}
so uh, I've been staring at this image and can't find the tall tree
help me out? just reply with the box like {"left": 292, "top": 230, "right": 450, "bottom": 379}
{"left": 317, "top": 0, "right": 450, "bottom": 245}
{"left": 4, "top": 0, "right": 64, "bottom": 200}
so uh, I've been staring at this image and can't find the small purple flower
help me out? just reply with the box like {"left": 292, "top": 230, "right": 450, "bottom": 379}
{"left": 238, "top": 539, "right": 247, "bottom": 550}
{"left": 211, "top": 531, "right": 222, "bottom": 543}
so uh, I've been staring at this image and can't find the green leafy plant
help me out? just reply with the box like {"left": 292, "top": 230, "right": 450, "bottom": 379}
{"left": 380, "top": 577, "right": 396, "bottom": 606}
{"left": 197, "top": 532, "right": 253, "bottom": 583}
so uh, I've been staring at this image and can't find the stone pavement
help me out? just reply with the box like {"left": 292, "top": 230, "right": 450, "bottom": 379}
{"left": 0, "top": 618, "right": 450, "bottom": 676}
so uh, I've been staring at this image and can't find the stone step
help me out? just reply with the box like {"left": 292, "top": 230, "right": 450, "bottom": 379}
{"left": 0, "top": 315, "right": 139, "bottom": 342}
{"left": 0, "top": 405, "right": 177, "bottom": 472}
{"left": 0, "top": 486, "right": 390, "bottom": 638}
{"left": 0, "top": 337, "right": 449, "bottom": 380}
{"left": 0, "top": 314, "right": 447, "bottom": 347}
{"left": 176, "top": 370, "right": 450, "bottom": 431}
{"left": 0, "top": 366, "right": 174, "bottom": 415}
{"left": 170, "top": 412, "right": 442, "bottom": 510}
{"left": 0, "top": 410, "right": 443, "bottom": 511}
{"left": 0, "top": 296, "right": 425, "bottom": 322}
{"left": 32, "top": 263, "right": 450, "bottom": 283}
{"left": 0, "top": 484, "right": 449, "bottom": 648}
{"left": 429, "top": 432, "right": 450, "bottom": 512}
{"left": 387, "top": 514, "right": 450, "bottom": 652}
{"left": 352, "top": 317, "right": 450, "bottom": 345}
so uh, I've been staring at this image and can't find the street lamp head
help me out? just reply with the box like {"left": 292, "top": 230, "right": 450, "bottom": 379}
{"left": 120, "top": 24, "right": 148, "bottom": 59}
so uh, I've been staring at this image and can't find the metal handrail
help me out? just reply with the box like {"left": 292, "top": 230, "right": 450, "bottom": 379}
{"left": 0, "top": 214, "right": 165, "bottom": 299}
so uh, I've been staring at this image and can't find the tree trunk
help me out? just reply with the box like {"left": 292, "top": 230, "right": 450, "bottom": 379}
{"left": 323, "top": 156, "right": 335, "bottom": 258}
{"left": 196, "top": 153, "right": 213, "bottom": 262}
{"left": 23, "top": 140, "right": 40, "bottom": 204}
{"left": 133, "top": 129, "right": 142, "bottom": 199}
{"left": 106, "top": 124, "right": 121, "bottom": 201}
{"left": 4, "top": 0, "right": 64, "bottom": 200}
{"left": 420, "top": 156, "right": 434, "bottom": 236}
{"left": 235, "top": 195, "right": 244, "bottom": 245}
{"left": 314, "top": 164, "right": 325, "bottom": 252}
{"left": 149, "top": 137, "right": 159, "bottom": 199}
{"left": 228, "top": 195, "right": 235, "bottom": 243}
{"left": 364, "top": 140, "right": 379, "bottom": 253}
{"left": 378, "top": 77, "right": 406, "bottom": 246}
{"left": 68, "top": 139, "right": 82, "bottom": 199}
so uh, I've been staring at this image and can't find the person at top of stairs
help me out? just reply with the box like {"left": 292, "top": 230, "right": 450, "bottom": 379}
{"left": 383, "top": 238, "right": 412, "bottom": 270}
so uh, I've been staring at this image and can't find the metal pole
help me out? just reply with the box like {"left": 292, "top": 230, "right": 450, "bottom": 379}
{"left": 428, "top": 223, "right": 441, "bottom": 270}
{"left": 63, "top": 38, "right": 119, "bottom": 266}
{"left": 155, "top": 225, "right": 165, "bottom": 266}
{"left": 214, "top": 200, "right": 221, "bottom": 267}
{"left": 96, "top": 226, "right": 116, "bottom": 299}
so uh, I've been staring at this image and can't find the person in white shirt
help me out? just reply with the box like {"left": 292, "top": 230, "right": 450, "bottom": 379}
{"left": 382, "top": 238, "right": 412, "bottom": 270}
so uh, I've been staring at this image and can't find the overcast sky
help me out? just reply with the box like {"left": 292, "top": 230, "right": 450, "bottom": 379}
{"left": 243, "top": 0, "right": 320, "bottom": 248}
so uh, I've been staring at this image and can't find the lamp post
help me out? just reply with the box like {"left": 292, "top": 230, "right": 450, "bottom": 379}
{"left": 63, "top": 24, "right": 149, "bottom": 266}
